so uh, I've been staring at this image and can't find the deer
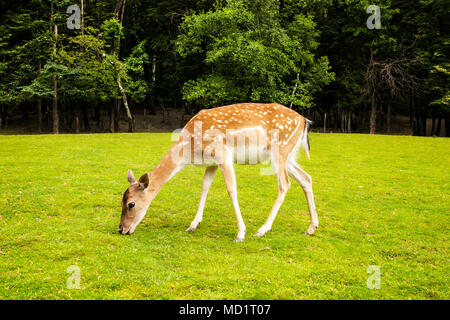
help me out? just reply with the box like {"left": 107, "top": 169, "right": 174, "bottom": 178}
{"left": 119, "top": 103, "right": 318, "bottom": 242}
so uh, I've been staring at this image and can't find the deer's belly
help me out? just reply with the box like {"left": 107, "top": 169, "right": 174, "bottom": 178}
{"left": 190, "top": 126, "right": 272, "bottom": 166}
{"left": 230, "top": 144, "right": 270, "bottom": 164}
{"left": 191, "top": 145, "right": 270, "bottom": 166}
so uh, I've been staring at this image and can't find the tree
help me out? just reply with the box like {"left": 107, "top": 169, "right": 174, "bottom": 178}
{"left": 124, "top": 41, "right": 149, "bottom": 104}
{"left": 0, "top": 1, "right": 52, "bottom": 130}
{"left": 176, "top": 0, "right": 333, "bottom": 109}
{"left": 0, "top": 0, "right": 448, "bottom": 136}
{"left": 102, "top": 17, "right": 135, "bottom": 131}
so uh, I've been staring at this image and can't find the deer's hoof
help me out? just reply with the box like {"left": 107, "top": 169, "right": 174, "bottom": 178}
{"left": 254, "top": 227, "right": 270, "bottom": 237}
{"left": 186, "top": 226, "right": 196, "bottom": 232}
{"left": 234, "top": 237, "right": 245, "bottom": 242}
{"left": 304, "top": 224, "right": 318, "bottom": 236}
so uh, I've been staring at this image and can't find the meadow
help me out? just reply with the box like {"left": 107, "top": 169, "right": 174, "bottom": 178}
{"left": 0, "top": 132, "right": 448, "bottom": 299}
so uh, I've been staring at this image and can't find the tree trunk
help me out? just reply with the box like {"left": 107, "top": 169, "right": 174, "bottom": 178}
{"left": 435, "top": 118, "right": 442, "bottom": 136}
{"left": 120, "top": 0, "right": 127, "bottom": 25}
{"left": 114, "top": 0, "right": 124, "bottom": 16}
{"left": 37, "top": 63, "right": 42, "bottom": 133}
{"left": 422, "top": 109, "right": 427, "bottom": 136}
{"left": 114, "top": 0, "right": 127, "bottom": 56}
{"left": 109, "top": 100, "right": 115, "bottom": 133}
{"left": 431, "top": 110, "right": 436, "bottom": 136}
{"left": 333, "top": 110, "right": 338, "bottom": 132}
{"left": 80, "top": 0, "right": 84, "bottom": 35}
{"left": 93, "top": 105, "right": 100, "bottom": 128}
{"left": 323, "top": 112, "right": 327, "bottom": 133}
{"left": 2, "top": 106, "right": 8, "bottom": 129}
{"left": 414, "top": 96, "right": 422, "bottom": 136}
{"left": 60, "top": 102, "right": 66, "bottom": 131}
{"left": 161, "top": 99, "right": 167, "bottom": 124}
{"left": 75, "top": 112, "right": 80, "bottom": 133}
{"left": 0, "top": 106, "right": 2, "bottom": 129}
{"left": 370, "top": 90, "right": 376, "bottom": 134}
{"left": 143, "top": 108, "right": 147, "bottom": 129}
{"left": 445, "top": 116, "right": 450, "bottom": 137}
{"left": 359, "top": 107, "right": 365, "bottom": 132}
{"left": 150, "top": 55, "right": 157, "bottom": 114}
{"left": 52, "top": 8, "right": 58, "bottom": 134}
{"left": 53, "top": 75, "right": 59, "bottom": 134}
{"left": 347, "top": 110, "right": 351, "bottom": 133}
{"left": 37, "top": 99, "right": 42, "bottom": 133}
{"left": 409, "top": 90, "right": 417, "bottom": 135}
{"left": 386, "top": 104, "right": 392, "bottom": 133}
{"left": 82, "top": 105, "right": 90, "bottom": 131}
{"left": 117, "top": 78, "right": 133, "bottom": 132}
{"left": 46, "top": 101, "right": 51, "bottom": 130}
{"left": 114, "top": 99, "right": 120, "bottom": 132}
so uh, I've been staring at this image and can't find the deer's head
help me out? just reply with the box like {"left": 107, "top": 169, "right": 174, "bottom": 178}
{"left": 118, "top": 170, "right": 151, "bottom": 235}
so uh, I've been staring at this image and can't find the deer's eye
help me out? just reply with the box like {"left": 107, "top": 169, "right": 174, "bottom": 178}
{"left": 128, "top": 202, "right": 135, "bottom": 209}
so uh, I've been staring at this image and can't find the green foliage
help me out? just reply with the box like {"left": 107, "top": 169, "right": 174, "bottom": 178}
{"left": 101, "top": 18, "right": 124, "bottom": 53}
{"left": 20, "top": 19, "right": 151, "bottom": 107}
{"left": 0, "top": 0, "right": 448, "bottom": 134}
{"left": 430, "top": 63, "right": 450, "bottom": 110}
{"left": 0, "top": 3, "right": 53, "bottom": 106}
{"left": 299, "top": 0, "right": 397, "bottom": 110}
{"left": 177, "top": 0, "right": 334, "bottom": 108}
{"left": 22, "top": 62, "right": 87, "bottom": 99}
{"left": 22, "top": 27, "right": 120, "bottom": 103}
{"left": 182, "top": 75, "right": 244, "bottom": 106}
{"left": 124, "top": 41, "right": 149, "bottom": 103}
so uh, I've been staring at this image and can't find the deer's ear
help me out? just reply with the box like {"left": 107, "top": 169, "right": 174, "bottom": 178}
{"left": 138, "top": 173, "right": 150, "bottom": 190}
{"left": 127, "top": 169, "right": 137, "bottom": 184}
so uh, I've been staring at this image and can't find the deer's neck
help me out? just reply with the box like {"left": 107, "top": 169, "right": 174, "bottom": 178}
{"left": 147, "top": 144, "right": 184, "bottom": 197}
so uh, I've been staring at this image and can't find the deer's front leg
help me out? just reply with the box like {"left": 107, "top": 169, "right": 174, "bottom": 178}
{"left": 186, "top": 166, "right": 217, "bottom": 232}
{"left": 219, "top": 161, "right": 246, "bottom": 242}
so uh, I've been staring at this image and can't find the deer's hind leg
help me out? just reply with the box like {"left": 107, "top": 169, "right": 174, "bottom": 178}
{"left": 186, "top": 165, "right": 218, "bottom": 232}
{"left": 287, "top": 160, "right": 318, "bottom": 235}
{"left": 255, "top": 157, "right": 291, "bottom": 237}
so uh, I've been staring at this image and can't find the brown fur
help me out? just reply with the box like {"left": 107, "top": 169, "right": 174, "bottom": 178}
{"left": 118, "top": 103, "right": 317, "bottom": 239}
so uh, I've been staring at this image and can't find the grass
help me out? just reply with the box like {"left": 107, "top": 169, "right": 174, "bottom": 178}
{"left": 0, "top": 132, "right": 448, "bottom": 299}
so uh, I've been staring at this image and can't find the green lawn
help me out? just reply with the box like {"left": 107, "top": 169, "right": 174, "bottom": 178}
{"left": 0, "top": 132, "right": 448, "bottom": 299}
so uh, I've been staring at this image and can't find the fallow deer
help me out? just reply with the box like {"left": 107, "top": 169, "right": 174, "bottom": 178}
{"left": 119, "top": 103, "right": 318, "bottom": 241}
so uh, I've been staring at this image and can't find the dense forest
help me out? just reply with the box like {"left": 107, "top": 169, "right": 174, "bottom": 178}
{"left": 0, "top": 0, "right": 448, "bottom": 135}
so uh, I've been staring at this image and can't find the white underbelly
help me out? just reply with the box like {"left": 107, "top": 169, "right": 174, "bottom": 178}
{"left": 231, "top": 145, "right": 270, "bottom": 164}
{"left": 190, "top": 126, "right": 272, "bottom": 166}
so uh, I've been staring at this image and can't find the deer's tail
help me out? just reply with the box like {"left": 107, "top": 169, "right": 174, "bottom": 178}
{"left": 300, "top": 118, "right": 312, "bottom": 159}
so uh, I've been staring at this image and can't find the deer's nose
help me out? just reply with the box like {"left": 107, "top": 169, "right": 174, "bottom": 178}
{"left": 119, "top": 227, "right": 131, "bottom": 235}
